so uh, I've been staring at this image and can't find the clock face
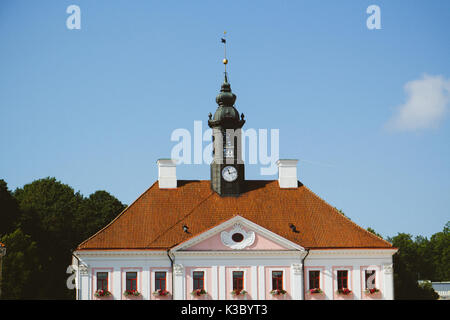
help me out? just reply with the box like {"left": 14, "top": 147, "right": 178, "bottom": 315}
{"left": 222, "top": 166, "right": 238, "bottom": 182}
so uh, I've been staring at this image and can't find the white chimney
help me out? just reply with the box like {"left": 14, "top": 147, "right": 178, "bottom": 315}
{"left": 157, "top": 159, "right": 177, "bottom": 189}
{"left": 276, "top": 159, "right": 298, "bottom": 188}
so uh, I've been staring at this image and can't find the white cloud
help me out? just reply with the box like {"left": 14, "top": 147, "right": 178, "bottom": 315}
{"left": 386, "top": 74, "right": 450, "bottom": 131}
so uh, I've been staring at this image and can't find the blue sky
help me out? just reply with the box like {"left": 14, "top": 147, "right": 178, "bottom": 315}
{"left": 1, "top": 0, "right": 449, "bottom": 239}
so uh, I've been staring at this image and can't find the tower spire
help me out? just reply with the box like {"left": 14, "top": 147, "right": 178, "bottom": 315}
{"left": 221, "top": 31, "right": 228, "bottom": 82}
{"left": 208, "top": 32, "right": 246, "bottom": 197}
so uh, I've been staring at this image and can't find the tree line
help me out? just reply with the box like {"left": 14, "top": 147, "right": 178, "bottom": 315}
{"left": 0, "top": 177, "right": 448, "bottom": 299}
{"left": 0, "top": 177, "right": 126, "bottom": 299}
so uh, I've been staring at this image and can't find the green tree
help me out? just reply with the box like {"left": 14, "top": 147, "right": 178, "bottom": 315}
{"left": 9, "top": 177, "right": 126, "bottom": 299}
{"left": 74, "top": 190, "right": 126, "bottom": 244}
{"left": 0, "top": 228, "right": 41, "bottom": 299}
{"left": 367, "top": 227, "right": 383, "bottom": 239}
{"left": 334, "top": 208, "right": 351, "bottom": 220}
{"left": 13, "top": 177, "right": 84, "bottom": 298}
{"left": 388, "top": 233, "right": 439, "bottom": 300}
{"left": 428, "top": 222, "right": 450, "bottom": 281}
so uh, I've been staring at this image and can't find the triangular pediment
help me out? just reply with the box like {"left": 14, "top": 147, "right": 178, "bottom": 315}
{"left": 172, "top": 216, "right": 305, "bottom": 252}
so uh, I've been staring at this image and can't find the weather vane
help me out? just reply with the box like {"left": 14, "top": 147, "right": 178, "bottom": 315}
{"left": 221, "top": 31, "right": 228, "bottom": 77}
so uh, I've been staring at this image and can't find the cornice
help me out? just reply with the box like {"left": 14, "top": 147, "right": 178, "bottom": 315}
{"left": 172, "top": 250, "right": 306, "bottom": 258}
{"left": 307, "top": 248, "right": 398, "bottom": 257}
{"left": 73, "top": 250, "right": 167, "bottom": 257}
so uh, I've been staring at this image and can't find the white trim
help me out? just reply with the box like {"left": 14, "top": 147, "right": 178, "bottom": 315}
{"left": 219, "top": 266, "right": 226, "bottom": 299}
{"left": 74, "top": 250, "right": 167, "bottom": 257}
{"left": 173, "top": 264, "right": 185, "bottom": 300}
{"left": 173, "top": 250, "right": 303, "bottom": 257}
{"left": 308, "top": 249, "right": 397, "bottom": 257}
{"left": 258, "top": 266, "right": 265, "bottom": 299}
{"left": 251, "top": 266, "right": 258, "bottom": 300}
{"left": 212, "top": 266, "right": 218, "bottom": 300}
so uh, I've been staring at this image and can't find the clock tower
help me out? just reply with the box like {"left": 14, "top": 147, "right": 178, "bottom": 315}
{"left": 208, "top": 72, "right": 245, "bottom": 196}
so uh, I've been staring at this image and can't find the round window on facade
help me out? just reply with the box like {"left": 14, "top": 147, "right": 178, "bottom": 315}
{"left": 231, "top": 233, "right": 244, "bottom": 243}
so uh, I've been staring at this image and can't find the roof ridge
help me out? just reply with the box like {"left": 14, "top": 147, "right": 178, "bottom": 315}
{"left": 302, "top": 185, "right": 393, "bottom": 248}
{"left": 77, "top": 181, "right": 159, "bottom": 250}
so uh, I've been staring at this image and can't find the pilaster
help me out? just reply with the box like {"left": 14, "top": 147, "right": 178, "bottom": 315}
{"left": 173, "top": 264, "right": 185, "bottom": 300}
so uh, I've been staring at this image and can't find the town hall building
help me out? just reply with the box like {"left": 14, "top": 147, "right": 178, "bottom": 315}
{"left": 72, "top": 57, "right": 397, "bottom": 300}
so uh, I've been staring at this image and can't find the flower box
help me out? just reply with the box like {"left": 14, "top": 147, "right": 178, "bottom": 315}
{"left": 231, "top": 289, "right": 247, "bottom": 296}
{"left": 309, "top": 288, "right": 323, "bottom": 294}
{"left": 364, "top": 288, "right": 380, "bottom": 294}
{"left": 191, "top": 288, "right": 207, "bottom": 297}
{"left": 94, "top": 289, "right": 111, "bottom": 297}
{"left": 270, "top": 289, "right": 287, "bottom": 296}
{"left": 124, "top": 289, "right": 141, "bottom": 297}
{"left": 337, "top": 288, "right": 352, "bottom": 295}
{"left": 153, "top": 289, "right": 170, "bottom": 296}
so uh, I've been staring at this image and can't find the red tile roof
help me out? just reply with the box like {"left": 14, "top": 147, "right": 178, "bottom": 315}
{"left": 77, "top": 180, "right": 392, "bottom": 250}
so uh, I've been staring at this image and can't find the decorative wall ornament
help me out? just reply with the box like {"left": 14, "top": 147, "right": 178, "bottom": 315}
{"left": 383, "top": 264, "right": 393, "bottom": 274}
{"left": 174, "top": 264, "right": 184, "bottom": 276}
{"left": 79, "top": 265, "right": 89, "bottom": 276}
{"left": 291, "top": 263, "right": 303, "bottom": 275}
{"left": 220, "top": 223, "right": 255, "bottom": 250}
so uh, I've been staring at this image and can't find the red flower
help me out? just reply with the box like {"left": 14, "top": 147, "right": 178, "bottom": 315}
{"left": 338, "top": 288, "right": 351, "bottom": 295}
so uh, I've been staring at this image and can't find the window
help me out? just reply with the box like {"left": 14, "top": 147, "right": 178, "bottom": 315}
{"left": 126, "top": 272, "right": 138, "bottom": 291}
{"left": 365, "top": 270, "right": 376, "bottom": 289}
{"left": 193, "top": 271, "right": 204, "bottom": 290}
{"left": 231, "top": 233, "right": 244, "bottom": 242}
{"left": 232, "top": 271, "right": 244, "bottom": 291}
{"left": 309, "top": 270, "right": 320, "bottom": 289}
{"left": 97, "top": 272, "right": 108, "bottom": 291}
{"left": 272, "top": 271, "right": 283, "bottom": 290}
{"left": 223, "top": 131, "right": 235, "bottom": 158}
{"left": 155, "top": 272, "right": 166, "bottom": 291}
{"left": 337, "top": 270, "right": 348, "bottom": 290}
